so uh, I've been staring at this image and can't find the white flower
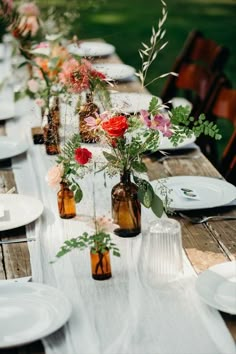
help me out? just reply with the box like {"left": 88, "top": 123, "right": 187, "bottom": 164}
{"left": 46, "top": 164, "right": 64, "bottom": 188}
{"left": 27, "top": 79, "right": 39, "bottom": 93}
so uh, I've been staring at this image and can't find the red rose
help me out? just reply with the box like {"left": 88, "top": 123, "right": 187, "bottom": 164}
{"left": 75, "top": 148, "right": 92, "bottom": 165}
{"left": 102, "top": 116, "right": 128, "bottom": 138}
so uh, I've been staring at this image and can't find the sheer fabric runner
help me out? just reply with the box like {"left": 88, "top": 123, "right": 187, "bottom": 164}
{"left": 3, "top": 88, "right": 236, "bottom": 354}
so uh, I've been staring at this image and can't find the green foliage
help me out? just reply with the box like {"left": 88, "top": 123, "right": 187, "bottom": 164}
{"left": 54, "top": 231, "right": 120, "bottom": 260}
{"left": 134, "top": 175, "right": 163, "bottom": 217}
{"left": 56, "top": 133, "right": 88, "bottom": 203}
{"left": 169, "top": 106, "right": 222, "bottom": 145}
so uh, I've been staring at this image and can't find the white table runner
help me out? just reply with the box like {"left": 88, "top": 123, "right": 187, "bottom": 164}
{"left": 1, "top": 60, "right": 235, "bottom": 353}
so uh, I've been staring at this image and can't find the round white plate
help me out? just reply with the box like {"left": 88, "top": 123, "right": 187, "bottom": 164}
{"left": 156, "top": 176, "right": 236, "bottom": 210}
{"left": 0, "top": 282, "right": 71, "bottom": 348}
{"left": 0, "top": 136, "right": 28, "bottom": 160}
{"left": 68, "top": 41, "right": 115, "bottom": 57}
{"left": 92, "top": 63, "right": 135, "bottom": 81}
{"left": 110, "top": 92, "right": 162, "bottom": 114}
{"left": 0, "top": 102, "right": 15, "bottom": 120}
{"left": 0, "top": 194, "right": 43, "bottom": 231}
{"left": 196, "top": 261, "right": 236, "bottom": 314}
{"left": 158, "top": 135, "right": 196, "bottom": 150}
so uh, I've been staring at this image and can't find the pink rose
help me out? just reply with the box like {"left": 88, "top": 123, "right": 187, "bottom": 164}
{"left": 46, "top": 164, "right": 64, "bottom": 188}
{"left": 28, "top": 79, "right": 39, "bottom": 93}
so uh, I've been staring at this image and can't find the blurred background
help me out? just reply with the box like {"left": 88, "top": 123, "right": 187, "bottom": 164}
{"left": 36, "top": 0, "right": 236, "bottom": 96}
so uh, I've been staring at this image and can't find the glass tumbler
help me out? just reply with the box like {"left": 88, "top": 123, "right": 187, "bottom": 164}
{"left": 140, "top": 218, "right": 183, "bottom": 284}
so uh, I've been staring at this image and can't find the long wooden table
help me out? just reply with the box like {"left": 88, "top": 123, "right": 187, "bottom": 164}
{"left": 0, "top": 47, "right": 236, "bottom": 354}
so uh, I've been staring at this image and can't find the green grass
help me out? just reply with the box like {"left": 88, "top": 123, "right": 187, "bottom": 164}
{"left": 37, "top": 0, "right": 236, "bottom": 96}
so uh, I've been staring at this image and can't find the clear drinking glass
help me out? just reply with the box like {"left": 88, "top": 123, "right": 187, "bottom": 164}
{"left": 140, "top": 218, "right": 183, "bottom": 284}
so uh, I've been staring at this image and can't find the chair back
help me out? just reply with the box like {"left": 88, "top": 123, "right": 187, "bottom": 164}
{"left": 161, "top": 30, "right": 230, "bottom": 106}
{"left": 198, "top": 82, "right": 236, "bottom": 174}
{"left": 220, "top": 130, "right": 236, "bottom": 185}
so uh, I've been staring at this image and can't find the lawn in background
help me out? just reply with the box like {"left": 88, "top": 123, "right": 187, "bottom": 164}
{"left": 60, "top": 0, "right": 236, "bottom": 160}
{"left": 38, "top": 0, "right": 236, "bottom": 96}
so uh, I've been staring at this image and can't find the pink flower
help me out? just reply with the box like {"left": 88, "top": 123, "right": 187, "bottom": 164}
{"left": 88, "top": 216, "right": 118, "bottom": 233}
{"left": 59, "top": 58, "right": 91, "bottom": 93}
{"left": 35, "top": 98, "right": 45, "bottom": 107}
{"left": 18, "top": 2, "right": 40, "bottom": 17}
{"left": 140, "top": 110, "right": 173, "bottom": 137}
{"left": 153, "top": 115, "right": 173, "bottom": 137}
{"left": 27, "top": 79, "right": 39, "bottom": 93}
{"left": 85, "top": 111, "right": 109, "bottom": 131}
{"left": 74, "top": 148, "right": 92, "bottom": 165}
{"left": 46, "top": 164, "right": 64, "bottom": 188}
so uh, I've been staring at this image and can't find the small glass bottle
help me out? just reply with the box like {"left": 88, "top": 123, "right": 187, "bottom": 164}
{"left": 49, "top": 96, "right": 60, "bottom": 127}
{"left": 57, "top": 182, "right": 76, "bottom": 219}
{"left": 112, "top": 170, "right": 141, "bottom": 237}
{"left": 90, "top": 248, "right": 112, "bottom": 280}
{"left": 44, "top": 109, "right": 60, "bottom": 155}
{"left": 78, "top": 93, "right": 100, "bottom": 143}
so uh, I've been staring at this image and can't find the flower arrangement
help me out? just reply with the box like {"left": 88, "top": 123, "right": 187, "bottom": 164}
{"left": 85, "top": 96, "right": 221, "bottom": 217}
{"left": 55, "top": 216, "right": 120, "bottom": 258}
{"left": 46, "top": 133, "right": 93, "bottom": 202}
{"left": 53, "top": 216, "right": 120, "bottom": 280}
{"left": 59, "top": 56, "right": 110, "bottom": 108}
{"left": 1, "top": 1, "right": 43, "bottom": 58}
{"left": 15, "top": 39, "right": 70, "bottom": 108}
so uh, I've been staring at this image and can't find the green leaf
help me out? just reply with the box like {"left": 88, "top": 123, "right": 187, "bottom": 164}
{"left": 132, "top": 161, "right": 147, "bottom": 173}
{"left": 151, "top": 193, "right": 164, "bottom": 217}
{"left": 74, "top": 186, "right": 83, "bottom": 203}
{"left": 103, "top": 151, "right": 117, "bottom": 163}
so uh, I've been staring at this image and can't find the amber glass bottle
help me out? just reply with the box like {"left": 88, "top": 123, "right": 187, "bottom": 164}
{"left": 49, "top": 96, "right": 60, "bottom": 127}
{"left": 112, "top": 171, "right": 141, "bottom": 237}
{"left": 78, "top": 93, "right": 100, "bottom": 143}
{"left": 57, "top": 182, "right": 76, "bottom": 219}
{"left": 90, "top": 248, "right": 112, "bottom": 280}
{"left": 44, "top": 109, "right": 60, "bottom": 155}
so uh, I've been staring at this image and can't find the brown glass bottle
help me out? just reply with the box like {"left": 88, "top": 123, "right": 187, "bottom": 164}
{"left": 78, "top": 93, "right": 100, "bottom": 143}
{"left": 57, "top": 182, "right": 76, "bottom": 219}
{"left": 90, "top": 248, "right": 112, "bottom": 280}
{"left": 44, "top": 110, "right": 60, "bottom": 155}
{"left": 112, "top": 171, "right": 141, "bottom": 237}
{"left": 49, "top": 96, "right": 60, "bottom": 127}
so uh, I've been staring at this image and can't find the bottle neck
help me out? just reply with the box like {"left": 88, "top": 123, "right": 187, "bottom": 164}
{"left": 120, "top": 170, "right": 131, "bottom": 183}
{"left": 60, "top": 181, "right": 69, "bottom": 190}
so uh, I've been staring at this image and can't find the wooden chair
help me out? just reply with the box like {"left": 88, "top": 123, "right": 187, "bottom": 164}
{"left": 161, "top": 30, "right": 230, "bottom": 109}
{"left": 219, "top": 130, "right": 236, "bottom": 185}
{"left": 199, "top": 85, "right": 236, "bottom": 175}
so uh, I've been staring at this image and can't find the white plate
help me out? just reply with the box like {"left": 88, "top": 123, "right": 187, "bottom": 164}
{"left": 196, "top": 261, "right": 236, "bottom": 314}
{"left": 0, "top": 102, "right": 15, "bottom": 120}
{"left": 0, "top": 282, "right": 71, "bottom": 348}
{"left": 110, "top": 92, "right": 162, "bottom": 114}
{"left": 92, "top": 63, "right": 135, "bottom": 81}
{"left": 68, "top": 41, "right": 115, "bottom": 57}
{"left": 158, "top": 135, "right": 196, "bottom": 150}
{"left": 0, "top": 194, "right": 43, "bottom": 231}
{"left": 0, "top": 136, "right": 28, "bottom": 160}
{"left": 157, "top": 176, "right": 236, "bottom": 210}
